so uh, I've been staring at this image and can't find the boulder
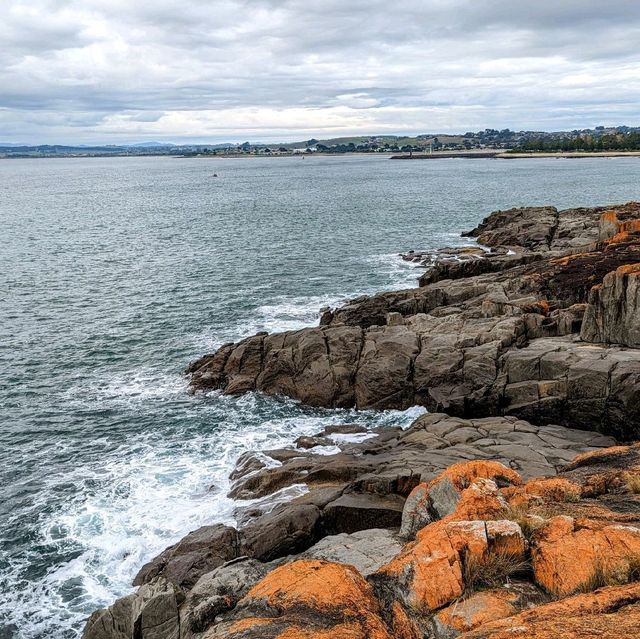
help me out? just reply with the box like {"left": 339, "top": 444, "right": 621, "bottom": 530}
{"left": 179, "top": 558, "right": 272, "bottom": 637}
{"left": 133, "top": 525, "right": 240, "bottom": 589}
{"left": 458, "top": 582, "right": 640, "bottom": 639}
{"left": 371, "top": 518, "right": 526, "bottom": 614}
{"left": 433, "top": 590, "right": 519, "bottom": 637}
{"left": 208, "top": 559, "right": 416, "bottom": 639}
{"left": 83, "top": 577, "right": 180, "bottom": 639}
{"left": 399, "top": 461, "right": 521, "bottom": 540}
{"left": 532, "top": 516, "right": 640, "bottom": 596}
{"left": 240, "top": 502, "right": 323, "bottom": 562}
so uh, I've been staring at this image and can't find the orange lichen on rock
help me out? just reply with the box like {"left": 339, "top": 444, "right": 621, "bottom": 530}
{"left": 224, "top": 617, "right": 273, "bottom": 634}
{"left": 621, "top": 218, "right": 640, "bottom": 234}
{"left": 601, "top": 210, "right": 620, "bottom": 224}
{"left": 532, "top": 516, "right": 640, "bottom": 596}
{"left": 246, "top": 560, "right": 371, "bottom": 609}
{"left": 485, "top": 520, "right": 528, "bottom": 557}
{"left": 373, "top": 518, "right": 525, "bottom": 613}
{"left": 614, "top": 261, "right": 640, "bottom": 276}
{"left": 435, "top": 590, "right": 519, "bottom": 634}
{"left": 229, "top": 560, "right": 401, "bottom": 639}
{"left": 388, "top": 601, "right": 422, "bottom": 639}
{"left": 400, "top": 463, "right": 519, "bottom": 539}
{"left": 275, "top": 623, "right": 385, "bottom": 639}
{"left": 565, "top": 444, "right": 638, "bottom": 470}
{"left": 550, "top": 251, "right": 589, "bottom": 267}
{"left": 450, "top": 479, "right": 511, "bottom": 521}
{"left": 458, "top": 583, "right": 640, "bottom": 639}
{"left": 598, "top": 209, "right": 640, "bottom": 245}
{"left": 432, "top": 460, "right": 522, "bottom": 492}
{"left": 522, "top": 477, "right": 582, "bottom": 502}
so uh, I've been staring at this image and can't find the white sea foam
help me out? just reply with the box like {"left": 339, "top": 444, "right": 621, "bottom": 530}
{"left": 62, "top": 368, "right": 188, "bottom": 407}
{"left": 2, "top": 251, "right": 430, "bottom": 638}
{"left": 1, "top": 380, "right": 425, "bottom": 638}
{"left": 192, "top": 292, "right": 353, "bottom": 353}
{"left": 365, "top": 252, "right": 423, "bottom": 289}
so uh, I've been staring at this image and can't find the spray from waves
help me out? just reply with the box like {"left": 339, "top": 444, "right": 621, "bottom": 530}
{"left": 365, "top": 252, "right": 423, "bottom": 289}
{"left": 0, "top": 374, "right": 425, "bottom": 638}
{"left": 192, "top": 292, "right": 353, "bottom": 353}
{"left": 61, "top": 368, "right": 190, "bottom": 406}
{"left": 1, "top": 250, "right": 431, "bottom": 638}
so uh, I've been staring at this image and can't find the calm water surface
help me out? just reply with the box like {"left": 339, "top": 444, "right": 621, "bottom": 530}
{"left": 2, "top": 155, "right": 640, "bottom": 637}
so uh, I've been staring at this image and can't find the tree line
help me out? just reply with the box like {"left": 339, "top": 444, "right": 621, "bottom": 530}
{"left": 514, "top": 132, "right": 640, "bottom": 152}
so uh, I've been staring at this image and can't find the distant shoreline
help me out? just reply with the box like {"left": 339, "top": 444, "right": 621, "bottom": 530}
{"left": 4, "top": 150, "right": 640, "bottom": 160}
{"left": 391, "top": 150, "right": 640, "bottom": 160}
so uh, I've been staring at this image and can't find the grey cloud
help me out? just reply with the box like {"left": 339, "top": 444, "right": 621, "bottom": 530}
{"left": 2, "top": 0, "right": 640, "bottom": 142}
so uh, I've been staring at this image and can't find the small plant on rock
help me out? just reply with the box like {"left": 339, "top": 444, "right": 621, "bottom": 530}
{"left": 578, "top": 554, "right": 640, "bottom": 593}
{"left": 626, "top": 473, "right": 640, "bottom": 494}
{"left": 502, "top": 506, "right": 546, "bottom": 542}
{"left": 463, "top": 551, "right": 531, "bottom": 593}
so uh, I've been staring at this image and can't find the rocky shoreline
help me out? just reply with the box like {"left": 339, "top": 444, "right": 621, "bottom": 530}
{"left": 85, "top": 203, "right": 640, "bottom": 638}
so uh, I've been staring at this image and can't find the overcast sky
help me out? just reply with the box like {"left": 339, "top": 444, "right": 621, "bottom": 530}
{"left": 3, "top": 0, "right": 640, "bottom": 144}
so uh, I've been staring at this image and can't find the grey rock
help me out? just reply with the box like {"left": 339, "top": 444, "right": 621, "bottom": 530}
{"left": 83, "top": 578, "right": 180, "bottom": 639}
{"left": 179, "top": 558, "right": 271, "bottom": 638}
{"left": 301, "top": 528, "right": 402, "bottom": 576}
{"left": 399, "top": 483, "right": 433, "bottom": 540}
{"left": 428, "top": 476, "right": 461, "bottom": 519}
{"left": 581, "top": 263, "right": 640, "bottom": 347}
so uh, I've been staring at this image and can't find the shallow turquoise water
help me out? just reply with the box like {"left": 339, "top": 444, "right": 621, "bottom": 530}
{"left": 2, "top": 154, "right": 640, "bottom": 637}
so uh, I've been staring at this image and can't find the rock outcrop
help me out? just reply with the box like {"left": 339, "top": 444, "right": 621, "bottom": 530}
{"left": 85, "top": 443, "right": 640, "bottom": 639}
{"left": 83, "top": 416, "right": 640, "bottom": 639}
{"left": 188, "top": 202, "right": 640, "bottom": 440}
{"left": 84, "top": 202, "right": 640, "bottom": 639}
{"left": 458, "top": 583, "right": 640, "bottom": 639}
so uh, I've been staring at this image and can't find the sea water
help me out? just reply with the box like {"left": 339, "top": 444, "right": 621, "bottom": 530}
{"left": 2, "top": 154, "right": 640, "bottom": 637}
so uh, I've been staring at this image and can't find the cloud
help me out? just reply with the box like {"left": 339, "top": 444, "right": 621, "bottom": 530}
{"left": 2, "top": 1, "right": 640, "bottom": 142}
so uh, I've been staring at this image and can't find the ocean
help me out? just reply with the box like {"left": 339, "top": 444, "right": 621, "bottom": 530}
{"left": 2, "top": 154, "right": 640, "bottom": 637}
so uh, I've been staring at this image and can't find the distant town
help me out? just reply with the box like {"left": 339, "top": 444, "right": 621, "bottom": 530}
{"left": 3, "top": 125, "right": 640, "bottom": 158}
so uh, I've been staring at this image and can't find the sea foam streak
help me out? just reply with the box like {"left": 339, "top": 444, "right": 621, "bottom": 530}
{"left": 2, "top": 393, "right": 424, "bottom": 637}
{"left": 0, "top": 251, "right": 426, "bottom": 639}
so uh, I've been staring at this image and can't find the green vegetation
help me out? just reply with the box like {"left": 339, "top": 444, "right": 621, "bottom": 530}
{"left": 514, "top": 131, "right": 640, "bottom": 152}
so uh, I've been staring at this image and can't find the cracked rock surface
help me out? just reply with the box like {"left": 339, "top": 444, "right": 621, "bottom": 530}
{"left": 189, "top": 202, "right": 640, "bottom": 439}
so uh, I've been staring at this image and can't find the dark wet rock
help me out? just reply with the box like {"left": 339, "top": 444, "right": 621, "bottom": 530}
{"left": 189, "top": 203, "right": 640, "bottom": 436}
{"left": 295, "top": 434, "right": 332, "bottom": 449}
{"left": 240, "top": 502, "right": 323, "bottom": 561}
{"left": 322, "top": 423, "right": 370, "bottom": 435}
{"left": 133, "top": 525, "right": 240, "bottom": 589}
{"left": 188, "top": 205, "right": 640, "bottom": 439}
{"left": 322, "top": 492, "right": 405, "bottom": 533}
